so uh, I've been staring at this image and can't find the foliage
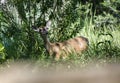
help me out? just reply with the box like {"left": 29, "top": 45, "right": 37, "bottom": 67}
{"left": 0, "top": 0, "right": 120, "bottom": 63}
{"left": 0, "top": 43, "right": 5, "bottom": 61}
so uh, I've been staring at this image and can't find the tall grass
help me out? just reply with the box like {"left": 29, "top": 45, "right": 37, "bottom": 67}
{"left": 33, "top": 12, "right": 120, "bottom": 68}
{"left": 0, "top": 1, "right": 120, "bottom": 67}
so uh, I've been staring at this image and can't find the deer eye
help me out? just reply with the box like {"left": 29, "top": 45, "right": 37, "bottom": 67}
{"left": 39, "top": 28, "right": 42, "bottom": 31}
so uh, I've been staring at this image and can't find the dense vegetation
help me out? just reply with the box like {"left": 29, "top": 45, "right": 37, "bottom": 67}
{"left": 0, "top": 0, "right": 120, "bottom": 66}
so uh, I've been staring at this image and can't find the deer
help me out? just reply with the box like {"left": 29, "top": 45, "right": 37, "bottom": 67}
{"left": 32, "top": 21, "right": 89, "bottom": 60}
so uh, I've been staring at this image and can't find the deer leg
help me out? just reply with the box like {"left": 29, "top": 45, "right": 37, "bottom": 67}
{"left": 55, "top": 53, "right": 60, "bottom": 61}
{"left": 62, "top": 55, "right": 67, "bottom": 60}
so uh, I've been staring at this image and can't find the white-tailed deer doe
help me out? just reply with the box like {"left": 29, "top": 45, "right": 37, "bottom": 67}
{"left": 32, "top": 21, "right": 89, "bottom": 60}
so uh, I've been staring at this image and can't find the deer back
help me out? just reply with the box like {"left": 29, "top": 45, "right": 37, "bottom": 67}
{"left": 48, "top": 36, "right": 88, "bottom": 59}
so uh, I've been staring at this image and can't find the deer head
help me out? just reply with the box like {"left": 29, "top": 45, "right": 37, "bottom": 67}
{"left": 32, "top": 21, "right": 51, "bottom": 43}
{"left": 32, "top": 21, "right": 51, "bottom": 35}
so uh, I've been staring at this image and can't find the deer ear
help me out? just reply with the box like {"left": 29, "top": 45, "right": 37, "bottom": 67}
{"left": 45, "top": 20, "right": 51, "bottom": 29}
{"left": 32, "top": 26, "right": 40, "bottom": 32}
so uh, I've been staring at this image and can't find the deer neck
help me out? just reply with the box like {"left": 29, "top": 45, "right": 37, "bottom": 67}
{"left": 42, "top": 36, "right": 51, "bottom": 52}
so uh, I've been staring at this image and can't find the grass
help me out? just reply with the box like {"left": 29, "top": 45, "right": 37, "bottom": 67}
{"left": 0, "top": 5, "right": 120, "bottom": 70}
{"left": 1, "top": 18, "right": 120, "bottom": 70}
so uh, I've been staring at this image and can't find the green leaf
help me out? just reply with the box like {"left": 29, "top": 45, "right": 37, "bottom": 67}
{"left": 0, "top": 43, "right": 4, "bottom": 52}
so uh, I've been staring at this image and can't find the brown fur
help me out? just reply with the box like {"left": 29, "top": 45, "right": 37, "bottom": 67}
{"left": 46, "top": 36, "right": 88, "bottom": 60}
